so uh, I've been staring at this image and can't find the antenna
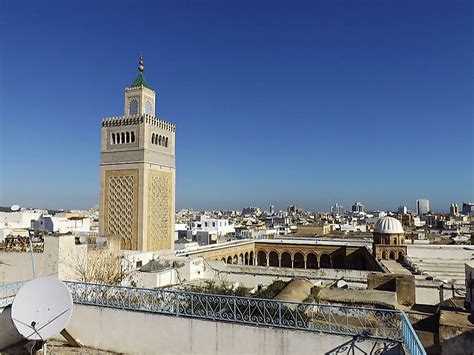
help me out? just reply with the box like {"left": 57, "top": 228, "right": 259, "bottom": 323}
{"left": 11, "top": 277, "right": 73, "bottom": 341}
{"left": 10, "top": 204, "right": 20, "bottom": 211}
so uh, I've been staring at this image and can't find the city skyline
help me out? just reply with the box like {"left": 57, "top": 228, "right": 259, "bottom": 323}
{"left": 1, "top": 1, "right": 473, "bottom": 212}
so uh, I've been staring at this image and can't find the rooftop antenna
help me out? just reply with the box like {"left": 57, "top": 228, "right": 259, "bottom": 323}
{"left": 11, "top": 277, "right": 74, "bottom": 354}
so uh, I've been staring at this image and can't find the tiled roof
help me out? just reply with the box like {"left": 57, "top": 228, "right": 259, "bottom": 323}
{"left": 129, "top": 73, "right": 151, "bottom": 89}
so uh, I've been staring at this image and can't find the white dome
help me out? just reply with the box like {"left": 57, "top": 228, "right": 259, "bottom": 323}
{"left": 374, "top": 216, "right": 404, "bottom": 234}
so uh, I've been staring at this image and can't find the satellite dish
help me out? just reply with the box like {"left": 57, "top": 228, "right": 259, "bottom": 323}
{"left": 10, "top": 205, "right": 20, "bottom": 212}
{"left": 11, "top": 277, "right": 73, "bottom": 341}
{"left": 336, "top": 280, "right": 348, "bottom": 289}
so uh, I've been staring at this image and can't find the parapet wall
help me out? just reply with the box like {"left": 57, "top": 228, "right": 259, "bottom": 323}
{"left": 63, "top": 304, "right": 401, "bottom": 355}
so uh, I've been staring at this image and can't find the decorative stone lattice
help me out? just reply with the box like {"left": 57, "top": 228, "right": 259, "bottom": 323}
{"left": 149, "top": 175, "right": 171, "bottom": 246}
{"left": 108, "top": 175, "right": 134, "bottom": 243}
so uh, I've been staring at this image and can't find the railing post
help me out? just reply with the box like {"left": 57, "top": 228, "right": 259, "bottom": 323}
{"left": 233, "top": 297, "right": 236, "bottom": 320}
{"left": 328, "top": 305, "right": 332, "bottom": 333}
{"left": 278, "top": 302, "right": 282, "bottom": 326}
{"left": 176, "top": 292, "right": 179, "bottom": 316}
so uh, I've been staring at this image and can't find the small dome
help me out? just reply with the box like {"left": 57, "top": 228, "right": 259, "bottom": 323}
{"left": 374, "top": 216, "right": 404, "bottom": 234}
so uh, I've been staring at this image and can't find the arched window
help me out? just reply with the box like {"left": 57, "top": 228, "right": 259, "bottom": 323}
{"left": 129, "top": 99, "right": 138, "bottom": 115}
{"left": 116, "top": 133, "right": 121, "bottom": 144}
{"left": 226, "top": 256, "right": 232, "bottom": 264}
{"left": 152, "top": 133, "right": 155, "bottom": 144}
{"left": 165, "top": 137, "right": 169, "bottom": 147}
{"left": 126, "top": 132, "right": 130, "bottom": 143}
{"left": 280, "top": 252, "right": 292, "bottom": 268}
{"left": 145, "top": 101, "right": 153, "bottom": 115}
{"left": 158, "top": 136, "right": 162, "bottom": 146}
{"left": 121, "top": 132, "right": 125, "bottom": 144}
{"left": 320, "top": 254, "right": 331, "bottom": 268}
{"left": 131, "top": 131, "right": 135, "bottom": 143}
{"left": 293, "top": 253, "right": 304, "bottom": 268}
{"left": 269, "top": 251, "right": 279, "bottom": 267}
{"left": 306, "top": 253, "right": 318, "bottom": 269}
{"left": 111, "top": 133, "right": 116, "bottom": 145}
{"left": 257, "top": 251, "right": 267, "bottom": 266}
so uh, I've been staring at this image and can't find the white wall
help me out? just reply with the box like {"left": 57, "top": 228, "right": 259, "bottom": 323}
{"left": 62, "top": 304, "right": 398, "bottom": 355}
{"left": 0, "top": 234, "right": 87, "bottom": 283}
{"left": 135, "top": 269, "right": 178, "bottom": 288}
{"left": 407, "top": 245, "right": 474, "bottom": 260}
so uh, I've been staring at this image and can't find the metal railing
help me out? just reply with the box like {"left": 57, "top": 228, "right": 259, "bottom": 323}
{"left": 401, "top": 312, "right": 426, "bottom": 355}
{"left": 65, "top": 281, "right": 402, "bottom": 340}
{"left": 1, "top": 280, "right": 427, "bottom": 355}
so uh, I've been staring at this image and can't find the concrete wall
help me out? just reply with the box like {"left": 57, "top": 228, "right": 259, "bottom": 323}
{"left": 202, "top": 262, "right": 371, "bottom": 289}
{"left": 0, "top": 252, "right": 42, "bottom": 283}
{"left": 0, "top": 234, "right": 87, "bottom": 284}
{"left": 63, "top": 304, "right": 401, "bottom": 354}
{"left": 415, "top": 282, "right": 461, "bottom": 305}
{"left": 407, "top": 245, "right": 474, "bottom": 260}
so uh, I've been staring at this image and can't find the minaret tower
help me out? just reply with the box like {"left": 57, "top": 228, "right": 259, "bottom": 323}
{"left": 99, "top": 56, "right": 176, "bottom": 251}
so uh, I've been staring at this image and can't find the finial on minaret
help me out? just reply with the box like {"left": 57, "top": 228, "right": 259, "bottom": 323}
{"left": 138, "top": 54, "right": 144, "bottom": 72}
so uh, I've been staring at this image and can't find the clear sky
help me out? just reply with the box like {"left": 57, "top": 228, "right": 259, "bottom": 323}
{"left": 0, "top": 0, "right": 472, "bottom": 212}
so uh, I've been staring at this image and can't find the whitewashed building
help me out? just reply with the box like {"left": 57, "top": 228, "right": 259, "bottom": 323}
{"left": 191, "top": 216, "right": 234, "bottom": 237}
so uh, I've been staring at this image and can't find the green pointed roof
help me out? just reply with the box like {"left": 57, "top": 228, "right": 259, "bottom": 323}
{"left": 129, "top": 72, "right": 152, "bottom": 89}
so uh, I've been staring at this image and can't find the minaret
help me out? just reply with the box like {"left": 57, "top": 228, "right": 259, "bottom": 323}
{"left": 99, "top": 56, "right": 176, "bottom": 252}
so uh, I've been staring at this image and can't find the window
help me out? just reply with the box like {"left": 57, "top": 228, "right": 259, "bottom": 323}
{"left": 129, "top": 99, "right": 138, "bottom": 115}
{"left": 158, "top": 136, "right": 162, "bottom": 146}
{"left": 152, "top": 133, "right": 155, "bottom": 144}
{"left": 111, "top": 133, "right": 116, "bottom": 145}
{"left": 116, "top": 133, "right": 121, "bottom": 144}
{"left": 121, "top": 132, "right": 125, "bottom": 144}
{"left": 136, "top": 260, "right": 142, "bottom": 268}
{"left": 126, "top": 132, "right": 130, "bottom": 143}
{"left": 145, "top": 101, "right": 153, "bottom": 115}
{"left": 131, "top": 131, "right": 135, "bottom": 143}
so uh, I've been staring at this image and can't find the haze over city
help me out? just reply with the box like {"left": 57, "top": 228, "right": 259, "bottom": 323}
{"left": 1, "top": 0, "right": 472, "bottom": 212}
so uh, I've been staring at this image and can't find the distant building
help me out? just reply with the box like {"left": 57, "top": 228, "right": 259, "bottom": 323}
{"left": 242, "top": 206, "right": 261, "bottom": 216}
{"left": 191, "top": 216, "right": 234, "bottom": 237}
{"left": 330, "top": 203, "right": 344, "bottom": 216}
{"left": 462, "top": 202, "right": 474, "bottom": 215}
{"left": 372, "top": 216, "right": 406, "bottom": 261}
{"left": 287, "top": 205, "right": 298, "bottom": 213}
{"left": 397, "top": 206, "right": 407, "bottom": 215}
{"left": 33, "top": 215, "right": 91, "bottom": 234}
{"left": 269, "top": 205, "right": 275, "bottom": 214}
{"left": 351, "top": 202, "right": 364, "bottom": 213}
{"left": 449, "top": 203, "right": 459, "bottom": 216}
{"left": 416, "top": 199, "right": 430, "bottom": 215}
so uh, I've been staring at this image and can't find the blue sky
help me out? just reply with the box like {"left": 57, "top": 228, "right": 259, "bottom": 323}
{"left": 0, "top": 0, "right": 472, "bottom": 212}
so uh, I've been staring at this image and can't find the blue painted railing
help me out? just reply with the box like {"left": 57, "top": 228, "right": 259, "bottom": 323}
{"left": 1, "top": 280, "right": 426, "bottom": 354}
{"left": 401, "top": 312, "right": 426, "bottom": 355}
